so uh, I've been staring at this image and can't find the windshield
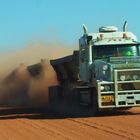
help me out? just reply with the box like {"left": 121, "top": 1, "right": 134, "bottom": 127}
{"left": 94, "top": 45, "right": 139, "bottom": 58}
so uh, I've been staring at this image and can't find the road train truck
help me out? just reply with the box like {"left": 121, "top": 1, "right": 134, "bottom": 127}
{"left": 29, "top": 22, "right": 140, "bottom": 115}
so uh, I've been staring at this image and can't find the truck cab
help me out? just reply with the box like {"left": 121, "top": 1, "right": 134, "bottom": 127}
{"left": 79, "top": 23, "right": 140, "bottom": 109}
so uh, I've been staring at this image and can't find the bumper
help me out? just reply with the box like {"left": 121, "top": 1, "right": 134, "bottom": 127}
{"left": 97, "top": 69, "right": 140, "bottom": 109}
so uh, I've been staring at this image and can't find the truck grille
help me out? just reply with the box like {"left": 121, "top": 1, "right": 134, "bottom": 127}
{"left": 98, "top": 69, "right": 140, "bottom": 108}
{"left": 110, "top": 56, "right": 140, "bottom": 64}
{"left": 114, "top": 69, "right": 140, "bottom": 107}
{"left": 117, "top": 70, "right": 140, "bottom": 81}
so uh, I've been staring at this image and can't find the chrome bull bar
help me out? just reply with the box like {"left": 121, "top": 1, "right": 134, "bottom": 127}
{"left": 97, "top": 69, "right": 140, "bottom": 108}
{"left": 114, "top": 69, "right": 140, "bottom": 107}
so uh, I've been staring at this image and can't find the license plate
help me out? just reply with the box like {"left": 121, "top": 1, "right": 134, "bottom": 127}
{"left": 101, "top": 95, "right": 114, "bottom": 102}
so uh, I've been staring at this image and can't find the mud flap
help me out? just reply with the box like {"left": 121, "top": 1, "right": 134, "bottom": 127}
{"left": 74, "top": 87, "right": 92, "bottom": 107}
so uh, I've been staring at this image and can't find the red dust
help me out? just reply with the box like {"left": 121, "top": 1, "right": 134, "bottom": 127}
{"left": 0, "top": 43, "right": 74, "bottom": 107}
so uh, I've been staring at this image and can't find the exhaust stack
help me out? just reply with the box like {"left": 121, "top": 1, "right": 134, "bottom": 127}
{"left": 123, "top": 21, "right": 128, "bottom": 32}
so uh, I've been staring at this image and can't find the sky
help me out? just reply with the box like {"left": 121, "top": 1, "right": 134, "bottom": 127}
{"left": 0, "top": 0, "right": 140, "bottom": 52}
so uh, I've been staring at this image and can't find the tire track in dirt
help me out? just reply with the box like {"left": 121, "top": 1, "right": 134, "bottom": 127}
{"left": 25, "top": 117, "right": 130, "bottom": 140}
{"left": 68, "top": 118, "right": 140, "bottom": 140}
{"left": 22, "top": 119, "right": 87, "bottom": 140}
{"left": 0, "top": 118, "right": 63, "bottom": 140}
{"left": 0, "top": 115, "right": 138, "bottom": 140}
{"left": 0, "top": 119, "right": 45, "bottom": 140}
{"left": 18, "top": 119, "right": 72, "bottom": 140}
{"left": 0, "top": 107, "right": 139, "bottom": 140}
{"left": 0, "top": 120, "right": 33, "bottom": 140}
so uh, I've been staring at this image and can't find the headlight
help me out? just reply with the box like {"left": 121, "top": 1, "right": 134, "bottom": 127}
{"left": 102, "top": 65, "right": 108, "bottom": 75}
{"left": 120, "top": 75, "right": 125, "bottom": 81}
{"left": 104, "top": 85, "right": 111, "bottom": 91}
{"left": 100, "top": 85, "right": 111, "bottom": 91}
{"left": 133, "top": 75, "right": 138, "bottom": 80}
{"left": 100, "top": 86, "right": 104, "bottom": 91}
{"left": 102, "top": 64, "right": 108, "bottom": 71}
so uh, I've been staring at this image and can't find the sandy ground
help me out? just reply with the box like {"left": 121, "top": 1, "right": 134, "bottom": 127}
{"left": 0, "top": 107, "right": 139, "bottom": 140}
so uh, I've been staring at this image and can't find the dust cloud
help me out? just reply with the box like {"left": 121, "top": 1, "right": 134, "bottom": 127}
{"left": 0, "top": 42, "right": 75, "bottom": 107}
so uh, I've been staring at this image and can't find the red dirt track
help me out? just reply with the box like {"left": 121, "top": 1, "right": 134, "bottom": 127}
{"left": 0, "top": 107, "right": 139, "bottom": 140}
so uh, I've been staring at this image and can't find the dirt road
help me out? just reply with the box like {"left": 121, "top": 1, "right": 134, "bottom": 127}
{"left": 0, "top": 107, "right": 139, "bottom": 140}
